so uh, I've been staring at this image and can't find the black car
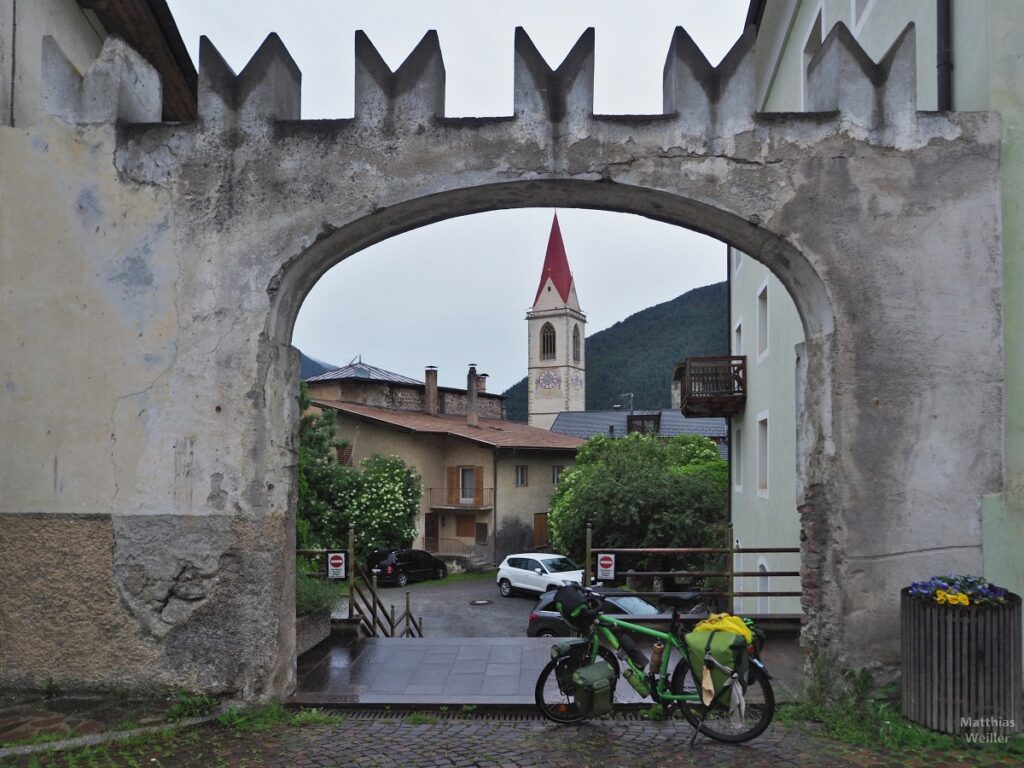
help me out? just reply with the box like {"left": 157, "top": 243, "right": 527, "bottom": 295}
{"left": 365, "top": 548, "right": 447, "bottom": 587}
{"left": 526, "top": 590, "right": 664, "bottom": 637}
{"left": 524, "top": 589, "right": 716, "bottom": 638}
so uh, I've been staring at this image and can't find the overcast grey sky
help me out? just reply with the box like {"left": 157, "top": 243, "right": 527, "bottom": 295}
{"left": 166, "top": 1, "right": 748, "bottom": 392}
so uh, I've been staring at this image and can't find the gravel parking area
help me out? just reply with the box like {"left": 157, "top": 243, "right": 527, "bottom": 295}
{"left": 370, "top": 571, "right": 538, "bottom": 638}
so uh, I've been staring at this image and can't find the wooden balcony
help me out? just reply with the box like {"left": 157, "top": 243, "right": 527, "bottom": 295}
{"left": 675, "top": 355, "right": 746, "bottom": 417}
{"left": 427, "top": 487, "right": 494, "bottom": 510}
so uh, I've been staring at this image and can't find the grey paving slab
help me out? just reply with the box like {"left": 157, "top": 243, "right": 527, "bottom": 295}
{"left": 292, "top": 633, "right": 805, "bottom": 707}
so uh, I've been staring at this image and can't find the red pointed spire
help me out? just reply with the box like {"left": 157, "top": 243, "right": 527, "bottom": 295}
{"left": 534, "top": 213, "right": 575, "bottom": 306}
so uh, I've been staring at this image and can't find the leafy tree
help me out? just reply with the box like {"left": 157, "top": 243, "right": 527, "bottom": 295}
{"left": 297, "top": 382, "right": 353, "bottom": 549}
{"left": 296, "top": 383, "right": 422, "bottom": 557}
{"left": 548, "top": 433, "right": 728, "bottom": 578}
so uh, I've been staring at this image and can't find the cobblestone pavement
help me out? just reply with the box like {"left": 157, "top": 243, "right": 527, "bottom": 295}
{"left": 3, "top": 716, "right": 1020, "bottom": 768}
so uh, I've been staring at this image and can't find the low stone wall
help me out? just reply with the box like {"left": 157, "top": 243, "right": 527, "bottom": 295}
{"left": 295, "top": 609, "right": 330, "bottom": 657}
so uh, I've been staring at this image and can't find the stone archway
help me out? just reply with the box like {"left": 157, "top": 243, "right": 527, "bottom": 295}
{"left": 0, "top": 23, "right": 1002, "bottom": 698}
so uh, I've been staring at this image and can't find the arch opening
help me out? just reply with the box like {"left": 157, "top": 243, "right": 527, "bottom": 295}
{"left": 279, "top": 182, "right": 836, "bottom": 700}
{"left": 266, "top": 181, "right": 835, "bottom": 350}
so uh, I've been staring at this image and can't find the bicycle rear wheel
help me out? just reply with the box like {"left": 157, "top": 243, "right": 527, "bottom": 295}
{"left": 535, "top": 646, "right": 620, "bottom": 724}
{"left": 669, "top": 660, "right": 774, "bottom": 743}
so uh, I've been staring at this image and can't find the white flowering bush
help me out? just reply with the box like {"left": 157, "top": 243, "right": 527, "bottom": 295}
{"left": 343, "top": 455, "right": 421, "bottom": 555}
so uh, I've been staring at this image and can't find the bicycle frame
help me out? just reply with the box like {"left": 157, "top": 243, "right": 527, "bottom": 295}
{"left": 586, "top": 613, "right": 698, "bottom": 703}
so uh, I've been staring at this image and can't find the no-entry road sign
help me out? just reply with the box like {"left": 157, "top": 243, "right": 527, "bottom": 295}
{"left": 597, "top": 553, "right": 615, "bottom": 581}
{"left": 327, "top": 552, "right": 346, "bottom": 580}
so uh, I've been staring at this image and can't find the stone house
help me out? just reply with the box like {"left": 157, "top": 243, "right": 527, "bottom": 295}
{"left": 307, "top": 362, "right": 583, "bottom": 563}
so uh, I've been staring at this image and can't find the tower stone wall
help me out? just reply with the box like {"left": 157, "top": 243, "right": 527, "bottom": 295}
{"left": 527, "top": 215, "right": 586, "bottom": 428}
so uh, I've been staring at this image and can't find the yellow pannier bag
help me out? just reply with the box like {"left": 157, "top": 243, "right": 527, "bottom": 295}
{"left": 693, "top": 613, "right": 754, "bottom": 644}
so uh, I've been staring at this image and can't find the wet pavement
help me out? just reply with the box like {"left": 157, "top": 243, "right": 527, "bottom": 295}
{"left": 292, "top": 636, "right": 561, "bottom": 706}
{"left": 292, "top": 631, "right": 803, "bottom": 706}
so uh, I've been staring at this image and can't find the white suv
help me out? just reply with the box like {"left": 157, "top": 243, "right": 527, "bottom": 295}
{"left": 496, "top": 553, "right": 584, "bottom": 597}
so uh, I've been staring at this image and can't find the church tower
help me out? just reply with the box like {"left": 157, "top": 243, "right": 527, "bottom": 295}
{"left": 527, "top": 214, "right": 586, "bottom": 429}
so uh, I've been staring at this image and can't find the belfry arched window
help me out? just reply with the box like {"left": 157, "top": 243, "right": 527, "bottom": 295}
{"left": 541, "top": 323, "right": 556, "bottom": 360}
{"left": 573, "top": 325, "right": 581, "bottom": 362}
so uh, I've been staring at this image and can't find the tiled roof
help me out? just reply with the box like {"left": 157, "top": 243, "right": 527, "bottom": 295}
{"left": 533, "top": 213, "right": 575, "bottom": 306}
{"left": 549, "top": 410, "right": 729, "bottom": 459}
{"left": 313, "top": 400, "right": 585, "bottom": 452}
{"left": 305, "top": 362, "right": 422, "bottom": 385}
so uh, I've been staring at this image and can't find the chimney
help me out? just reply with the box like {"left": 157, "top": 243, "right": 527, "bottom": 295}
{"left": 477, "top": 373, "right": 488, "bottom": 393}
{"left": 425, "top": 366, "right": 438, "bottom": 416}
{"left": 467, "top": 364, "right": 479, "bottom": 427}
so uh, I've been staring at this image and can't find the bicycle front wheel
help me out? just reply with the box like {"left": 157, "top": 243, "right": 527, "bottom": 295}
{"left": 669, "top": 660, "right": 775, "bottom": 743}
{"left": 535, "top": 646, "right": 620, "bottom": 724}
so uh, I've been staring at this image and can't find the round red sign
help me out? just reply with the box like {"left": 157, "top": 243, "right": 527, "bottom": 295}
{"left": 329, "top": 554, "right": 344, "bottom": 568}
{"left": 598, "top": 555, "right": 613, "bottom": 569}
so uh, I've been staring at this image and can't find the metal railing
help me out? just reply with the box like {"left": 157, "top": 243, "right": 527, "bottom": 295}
{"left": 427, "top": 487, "right": 494, "bottom": 508}
{"left": 584, "top": 523, "right": 800, "bottom": 615}
{"left": 351, "top": 564, "right": 424, "bottom": 638}
{"left": 427, "top": 537, "right": 471, "bottom": 556}
{"left": 296, "top": 526, "right": 424, "bottom": 639}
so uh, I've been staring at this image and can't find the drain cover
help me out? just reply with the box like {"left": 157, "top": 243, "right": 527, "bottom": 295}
{"left": 469, "top": 599, "right": 491, "bottom": 606}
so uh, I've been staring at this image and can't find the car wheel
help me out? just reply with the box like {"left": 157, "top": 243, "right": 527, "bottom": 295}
{"left": 544, "top": 583, "right": 557, "bottom": 592}
{"left": 536, "top": 629, "right": 556, "bottom": 638}
{"left": 499, "top": 578, "right": 513, "bottom": 597}
{"left": 435, "top": 565, "right": 446, "bottom": 580}
{"left": 396, "top": 572, "right": 409, "bottom": 588}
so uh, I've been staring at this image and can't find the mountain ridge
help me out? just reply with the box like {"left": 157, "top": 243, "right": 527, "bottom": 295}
{"left": 502, "top": 281, "right": 728, "bottom": 422}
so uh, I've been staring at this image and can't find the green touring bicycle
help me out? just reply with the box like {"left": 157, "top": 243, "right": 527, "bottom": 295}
{"left": 534, "top": 584, "right": 775, "bottom": 745}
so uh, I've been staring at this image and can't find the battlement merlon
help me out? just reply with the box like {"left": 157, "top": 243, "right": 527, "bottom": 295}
{"left": 42, "top": 22, "right": 937, "bottom": 141}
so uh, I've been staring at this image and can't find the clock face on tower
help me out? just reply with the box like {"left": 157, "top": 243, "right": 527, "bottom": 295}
{"left": 535, "top": 370, "right": 562, "bottom": 395}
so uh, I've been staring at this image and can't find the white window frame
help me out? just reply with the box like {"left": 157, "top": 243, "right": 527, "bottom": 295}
{"left": 800, "top": 5, "right": 824, "bottom": 111}
{"left": 515, "top": 464, "right": 528, "bottom": 487}
{"left": 733, "top": 425, "right": 743, "bottom": 492}
{"left": 733, "top": 318, "right": 743, "bottom": 356}
{"left": 459, "top": 466, "right": 476, "bottom": 503}
{"left": 757, "top": 411, "right": 769, "bottom": 498}
{"left": 731, "top": 246, "right": 743, "bottom": 274}
{"left": 756, "top": 278, "right": 770, "bottom": 363}
{"left": 851, "top": 0, "right": 877, "bottom": 35}
{"left": 552, "top": 465, "right": 565, "bottom": 485}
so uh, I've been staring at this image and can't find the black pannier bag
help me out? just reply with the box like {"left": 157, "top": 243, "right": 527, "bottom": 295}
{"left": 553, "top": 584, "right": 596, "bottom": 630}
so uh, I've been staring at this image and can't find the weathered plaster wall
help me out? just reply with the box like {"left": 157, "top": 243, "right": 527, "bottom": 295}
{"left": 0, "top": 0, "right": 104, "bottom": 127}
{"left": 0, "top": 24, "right": 1005, "bottom": 696}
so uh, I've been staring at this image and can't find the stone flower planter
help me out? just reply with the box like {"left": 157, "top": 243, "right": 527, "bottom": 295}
{"left": 295, "top": 607, "right": 331, "bottom": 657}
{"left": 901, "top": 587, "right": 1021, "bottom": 736}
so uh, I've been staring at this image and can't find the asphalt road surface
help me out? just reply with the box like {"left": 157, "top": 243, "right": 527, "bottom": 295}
{"left": 370, "top": 572, "right": 539, "bottom": 638}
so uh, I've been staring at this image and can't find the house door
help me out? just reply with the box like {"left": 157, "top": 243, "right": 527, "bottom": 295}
{"left": 533, "top": 513, "right": 548, "bottom": 548}
{"left": 424, "top": 513, "right": 439, "bottom": 552}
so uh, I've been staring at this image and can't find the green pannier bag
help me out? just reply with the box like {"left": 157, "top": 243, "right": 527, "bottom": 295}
{"left": 571, "top": 660, "right": 615, "bottom": 718}
{"left": 550, "top": 638, "right": 588, "bottom": 660}
{"left": 684, "top": 630, "right": 748, "bottom": 706}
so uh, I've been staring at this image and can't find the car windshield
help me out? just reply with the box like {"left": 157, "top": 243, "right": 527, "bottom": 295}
{"left": 541, "top": 556, "right": 579, "bottom": 573}
{"left": 609, "top": 596, "right": 660, "bottom": 616}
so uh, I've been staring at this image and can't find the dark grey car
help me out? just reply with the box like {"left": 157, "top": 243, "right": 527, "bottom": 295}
{"left": 366, "top": 548, "right": 447, "bottom": 587}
